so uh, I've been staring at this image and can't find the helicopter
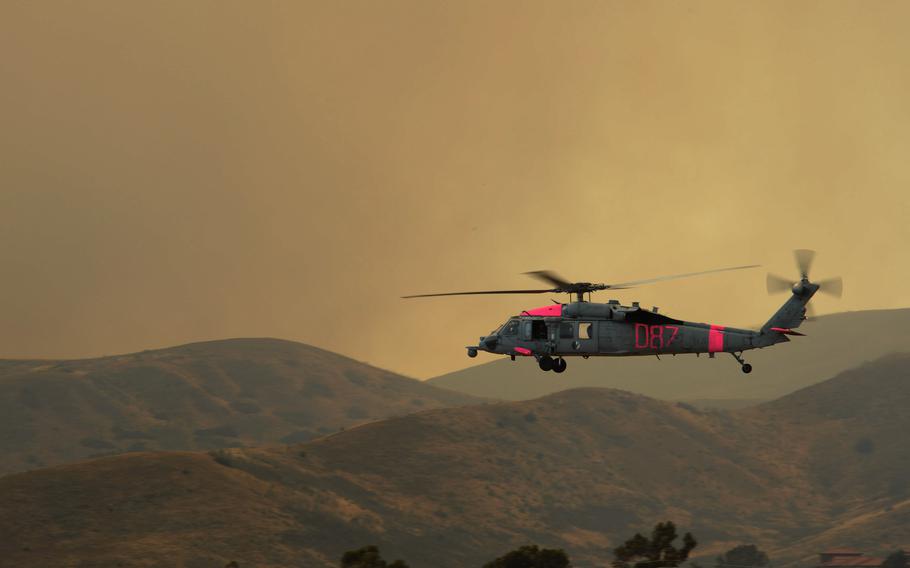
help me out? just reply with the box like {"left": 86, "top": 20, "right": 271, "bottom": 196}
{"left": 403, "top": 250, "right": 842, "bottom": 374}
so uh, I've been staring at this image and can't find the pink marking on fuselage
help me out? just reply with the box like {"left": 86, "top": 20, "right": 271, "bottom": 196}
{"left": 708, "top": 324, "right": 725, "bottom": 353}
{"left": 514, "top": 347, "right": 532, "bottom": 356}
{"left": 523, "top": 304, "right": 563, "bottom": 317}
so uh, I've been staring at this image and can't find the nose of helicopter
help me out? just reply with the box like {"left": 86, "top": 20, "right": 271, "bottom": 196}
{"left": 480, "top": 335, "right": 499, "bottom": 349}
{"left": 467, "top": 334, "right": 498, "bottom": 358}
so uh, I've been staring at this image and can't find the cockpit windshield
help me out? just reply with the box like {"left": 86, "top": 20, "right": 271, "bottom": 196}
{"left": 500, "top": 318, "right": 520, "bottom": 336}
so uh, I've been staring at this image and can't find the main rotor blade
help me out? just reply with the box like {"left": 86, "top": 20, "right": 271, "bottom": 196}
{"left": 401, "top": 289, "right": 556, "bottom": 299}
{"left": 767, "top": 273, "right": 794, "bottom": 294}
{"left": 817, "top": 276, "right": 843, "bottom": 298}
{"left": 523, "top": 270, "right": 573, "bottom": 289}
{"left": 794, "top": 249, "right": 816, "bottom": 279}
{"left": 607, "top": 264, "right": 761, "bottom": 289}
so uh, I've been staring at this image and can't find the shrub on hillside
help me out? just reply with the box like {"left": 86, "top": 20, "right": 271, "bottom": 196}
{"left": 483, "top": 545, "right": 571, "bottom": 568}
{"left": 883, "top": 550, "right": 908, "bottom": 568}
{"left": 715, "top": 545, "right": 769, "bottom": 568}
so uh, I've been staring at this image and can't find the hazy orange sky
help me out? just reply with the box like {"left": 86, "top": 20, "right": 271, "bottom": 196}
{"left": 1, "top": 1, "right": 908, "bottom": 378}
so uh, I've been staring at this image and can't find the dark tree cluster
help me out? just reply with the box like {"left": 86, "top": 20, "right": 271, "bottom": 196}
{"left": 341, "top": 522, "right": 698, "bottom": 568}
{"left": 612, "top": 521, "right": 697, "bottom": 568}
{"left": 482, "top": 544, "right": 571, "bottom": 568}
{"left": 340, "top": 545, "right": 410, "bottom": 568}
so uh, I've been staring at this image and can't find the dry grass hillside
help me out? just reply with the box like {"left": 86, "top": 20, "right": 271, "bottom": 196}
{"left": 754, "top": 354, "right": 910, "bottom": 564}
{"left": 428, "top": 308, "right": 910, "bottom": 404}
{"left": 0, "top": 338, "right": 482, "bottom": 475}
{"left": 1, "top": 353, "right": 908, "bottom": 568}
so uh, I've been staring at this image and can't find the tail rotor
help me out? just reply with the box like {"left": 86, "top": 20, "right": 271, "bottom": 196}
{"left": 794, "top": 249, "right": 815, "bottom": 280}
{"left": 766, "top": 249, "right": 843, "bottom": 319}
{"left": 816, "top": 276, "right": 843, "bottom": 299}
{"left": 766, "top": 273, "right": 795, "bottom": 294}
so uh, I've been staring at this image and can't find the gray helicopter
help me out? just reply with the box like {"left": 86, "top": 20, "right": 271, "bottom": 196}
{"left": 403, "top": 250, "right": 842, "bottom": 373}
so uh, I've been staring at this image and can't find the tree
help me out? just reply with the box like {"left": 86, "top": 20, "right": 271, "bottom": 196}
{"left": 612, "top": 522, "right": 697, "bottom": 568}
{"left": 340, "top": 545, "right": 410, "bottom": 568}
{"left": 715, "top": 545, "right": 769, "bottom": 568}
{"left": 483, "top": 544, "right": 572, "bottom": 568}
{"left": 883, "top": 550, "right": 909, "bottom": 568}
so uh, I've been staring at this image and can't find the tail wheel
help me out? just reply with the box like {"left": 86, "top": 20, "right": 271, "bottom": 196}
{"left": 741, "top": 363, "right": 753, "bottom": 374}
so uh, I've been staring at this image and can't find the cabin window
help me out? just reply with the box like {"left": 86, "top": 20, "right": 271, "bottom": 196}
{"left": 579, "top": 322, "right": 593, "bottom": 339}
{"left": 559, "top": 322, "right": 574, "bottom": 339}
{"left": 520, "top": 321, "right": 532, "bottom": 340}
{"left": 532, "top": 320, "right": 548, "bottom": 340}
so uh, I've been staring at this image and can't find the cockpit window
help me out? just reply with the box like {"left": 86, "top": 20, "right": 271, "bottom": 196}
{"left": 501, "top": 320, "right": 519, "bottom": 336}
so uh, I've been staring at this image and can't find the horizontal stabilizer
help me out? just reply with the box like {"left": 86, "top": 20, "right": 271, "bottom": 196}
{"left": 770, "top": 327, "right": 806, "bottom": 336}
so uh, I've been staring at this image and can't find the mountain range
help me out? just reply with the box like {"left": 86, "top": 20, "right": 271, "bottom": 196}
{"left": 2, "top": 350, "right": 909, "bottom": 567}
{"left": 0, "top": 338, "right": 481, "bottom": 475}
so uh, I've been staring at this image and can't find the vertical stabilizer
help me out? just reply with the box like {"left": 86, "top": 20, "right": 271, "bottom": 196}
{"left": 761, "top": 281, "right": 818, "bottom": 333}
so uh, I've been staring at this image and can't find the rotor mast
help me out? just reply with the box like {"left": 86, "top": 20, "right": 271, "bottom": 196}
{"left": 564, "top": 283, "right": 602, "bottom": 303}
{"left": 521, "top": 271, "right": 611, "bottom": 303}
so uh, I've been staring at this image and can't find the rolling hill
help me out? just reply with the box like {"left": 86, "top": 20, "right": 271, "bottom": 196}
{"left": 0, "top": 338, "right": 482, "bottom": 475}
{"left": 427, "top": 308, "right": 910, "bottom": 405}
{"left": 2, "top": 352, "right": 908, "bottom": 567}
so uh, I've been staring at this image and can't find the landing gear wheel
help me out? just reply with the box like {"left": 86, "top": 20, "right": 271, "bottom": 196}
{"left": 553, "top": 358, "right": 567, "bottom": 373}
{"left": 730, "top": 352, "right": 751, "bottom": 373}
{"left": 538, "top": 356, "right": 554, "bottom": 372}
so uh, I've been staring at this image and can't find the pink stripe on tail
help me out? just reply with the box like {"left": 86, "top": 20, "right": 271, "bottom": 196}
{"left": 708, "top": 325, "right": 725, "bottom": 353}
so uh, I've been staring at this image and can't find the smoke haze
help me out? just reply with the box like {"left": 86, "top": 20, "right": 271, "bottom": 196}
{"left": 2, "top": 1, "right": 908, "bottom": 377}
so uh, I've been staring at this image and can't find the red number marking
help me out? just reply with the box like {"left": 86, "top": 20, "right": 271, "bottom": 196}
{"left": 634, "top": 325, "right": 680, "bottom": 350}
{"left": 665, "top": 326, "right": 679, "bottom": 347}
{"left": 649, "top": 325, "right": 663, "bottom": 349}
{"left": 634, "top": 323, "right": 649, "bottom": 349}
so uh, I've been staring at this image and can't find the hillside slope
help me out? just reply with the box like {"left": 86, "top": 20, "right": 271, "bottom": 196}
{"left": 0, "top": 389, "right": 790, "bottom": 568}
{"left": 428, "top": 309, "right": 910, "bottom": 403}
{"left": 758, "top": 353, "right": 910, "bottom": 564}
{"left": 2, "top": 353, "right": 908, "bottom": 568}
{"left": 0, "top": 338, "right": 482, "bottom": 475}
{"left": 756, "top": 353, "right": 910, "bottom": 508}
